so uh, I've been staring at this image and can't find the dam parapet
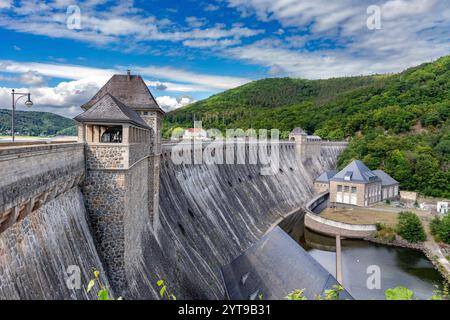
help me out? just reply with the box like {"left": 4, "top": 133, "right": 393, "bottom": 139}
{"left": 0, "top": 143, "right": 84, "bottom": 234}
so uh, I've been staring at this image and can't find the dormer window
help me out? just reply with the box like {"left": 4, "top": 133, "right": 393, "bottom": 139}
{"left": 344, "top": 171, "right": 352, "bottom": 181}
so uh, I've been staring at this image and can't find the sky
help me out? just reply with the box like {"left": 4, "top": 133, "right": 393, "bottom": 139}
{"left": 0, "top": 0, "right": 449, "bottom": 118}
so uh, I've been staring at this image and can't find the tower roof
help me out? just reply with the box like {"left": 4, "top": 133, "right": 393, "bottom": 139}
{"left": 81, "top": 74, "right": 164, "bottom": 114}
{"left": 74, "top": 93, "right": 150, "bottom": 129}
{"left": 331, "top": 160, "right": 380, "bottom": 184}
{"left": 290, "top": 127, "right": 307, "bottom": 136}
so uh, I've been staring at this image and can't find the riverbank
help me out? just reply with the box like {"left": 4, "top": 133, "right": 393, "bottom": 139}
{"left": 366, "top": 235, "right": 450, "bottom": 284}
{"left": 305, "top": 192, "right": 450, "bottom": 287}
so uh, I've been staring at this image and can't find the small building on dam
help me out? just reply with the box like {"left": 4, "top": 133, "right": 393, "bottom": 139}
{"left": 0, "top": 72, "right": 350, "bottom": 300}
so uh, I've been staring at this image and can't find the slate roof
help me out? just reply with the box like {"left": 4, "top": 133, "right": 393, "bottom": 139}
{"left": 290, "top": 127, "right": 307, "bottom": 135}
{"left": 81, "top": 74, "right": 164, "bottom": 113}
{"left": 373, "top": 170, "right": 399, "bottom": 186}
{"left": 220, "top": 226, "right": 353, "bottom": 300}
{"left": 331, "top": 160, "right": 380, "bottom": 184}
{"left": 315, "top": 170, "right": 338, "bottom": 183}
{"left": 74, "top": 93, "right": 150, "bottom": 129}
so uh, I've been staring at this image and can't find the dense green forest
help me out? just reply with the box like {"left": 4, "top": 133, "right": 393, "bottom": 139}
{"left": 0, "top": 109, "right": 76, "bottom": 136}
{"left": 165, "top": 55, "right": 450, "bottom": 198}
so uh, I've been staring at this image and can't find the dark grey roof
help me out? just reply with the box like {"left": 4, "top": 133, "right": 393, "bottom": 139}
{"left": 81, "top": 74, "right": 164, "bottom": 113}
{"left": 290, "top": 127, "right": 307, "bottom": 135}
{"left": 74, "top": 93, "right": 150, "bottom": 129}
{"left": 373, "top": 170, "right": 399, "bottom": 186}
{"left": 331, "top": 160, "right": 380, "bottom": 184}
{"left": 315, "top": 170, "right": 338, "bottom": 183}
{"left": 221, "top": 226, "right": 353, "bottom": 300}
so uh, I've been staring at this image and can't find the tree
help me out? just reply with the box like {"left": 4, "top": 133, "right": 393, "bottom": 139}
{"left": 430, "top": 215, "right": 450, "bottom": 244}
{"left": 397, "top": 211, "right": 426, "bottom": 243}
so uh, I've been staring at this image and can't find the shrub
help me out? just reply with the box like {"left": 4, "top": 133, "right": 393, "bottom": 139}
{"left": 375, "top": 223, "right": 396, "bottom": 242}
{"left": 396, "top": 211, "right": 426, "bottom": 243}
{"left": 430, "top": 215, "right": 450, "bottom": 244}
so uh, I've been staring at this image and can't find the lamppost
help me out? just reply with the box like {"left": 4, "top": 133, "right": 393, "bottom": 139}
{"left": 11, "top": 89, "right": 33, "bottom": 142}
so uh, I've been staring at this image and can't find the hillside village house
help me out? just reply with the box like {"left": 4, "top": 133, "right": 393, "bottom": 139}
{"left": 315, "top": 160, "right": 399, "bottom": 207}
{"left": 181, "top": 128, "right": 208, "bottom": 141}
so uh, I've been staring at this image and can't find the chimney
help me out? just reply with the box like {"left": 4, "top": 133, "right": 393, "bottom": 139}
{"left": 127, "top": 70, "right": 131, "bottom": 81}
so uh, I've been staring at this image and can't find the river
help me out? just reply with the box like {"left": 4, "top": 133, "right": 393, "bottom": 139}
{"left": 280, "top": 212, "right": 444, "bottom": 300}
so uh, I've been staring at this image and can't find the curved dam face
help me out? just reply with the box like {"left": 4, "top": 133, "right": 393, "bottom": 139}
{"left": 0, "top": 142, "right": 346, "bottom": 299}
{"left": 129, "top": 143, "right": 346, "bottom": 299}
{"left": 0, "top": 188, "right": 110, "bottom": 299}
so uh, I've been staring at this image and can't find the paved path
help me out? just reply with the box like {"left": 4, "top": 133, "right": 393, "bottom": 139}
{"left": 424, "top": 240, "right": 450, "bottom": 279}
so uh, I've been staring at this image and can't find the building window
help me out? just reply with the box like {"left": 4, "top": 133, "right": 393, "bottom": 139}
{"left": 351, "top": 187, "right": 357, "bottom": 205}
{"left": 336, "top": 185, "right": 343, "bottom": 203}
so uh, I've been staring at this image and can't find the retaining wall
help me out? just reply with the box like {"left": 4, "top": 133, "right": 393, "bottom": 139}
{"left": 304, "top": 192, "right": 377, "bottom": 238}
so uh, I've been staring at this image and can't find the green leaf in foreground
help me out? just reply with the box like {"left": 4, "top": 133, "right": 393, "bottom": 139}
{"left": 86, "top": 279, "right": 95, "bottom": 293}
{"left": 385, "top": 286, "right": 414, "bottom": 300}
{"left": 98, "top": 289, "right": 110, "bottom": 300}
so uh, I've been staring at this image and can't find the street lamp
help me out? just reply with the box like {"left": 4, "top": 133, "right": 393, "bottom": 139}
{"left": 11, "top": 89, "right": 33, "bottom": 142}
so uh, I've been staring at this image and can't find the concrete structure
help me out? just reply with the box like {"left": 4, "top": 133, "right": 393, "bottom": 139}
{"left": 317, "top": 160, "right": 399, "bottom": 207}
{"left": 400, "top": 190, "right": 418, "bottom": 202}
{"left": 437, "top": 201, "right": 449, "bottom": 214}
{"left": 304, "top": 192, "right": 377, "bottom": 238}
{"left": 221, "top": 226, "right": 352, "bottom": 300}
{"left": 288, "top": 127, "right": 348, "bottom": 166}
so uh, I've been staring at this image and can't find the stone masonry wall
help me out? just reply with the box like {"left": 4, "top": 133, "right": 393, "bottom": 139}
{"left": 86, "top": 145, "right": 128, "bottom": 170}
{"left": 83, "top": 170, "right": 127, "bottom": 292}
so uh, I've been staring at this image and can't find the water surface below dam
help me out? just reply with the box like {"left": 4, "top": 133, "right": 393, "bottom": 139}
{"left": 280, "top": 213, "right": 444, "bottom": 300}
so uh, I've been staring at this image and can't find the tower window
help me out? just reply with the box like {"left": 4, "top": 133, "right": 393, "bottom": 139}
{"left": 101, "top": 126, "right": 122, "bottom": 143}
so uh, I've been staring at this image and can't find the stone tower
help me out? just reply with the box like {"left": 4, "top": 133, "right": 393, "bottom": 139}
{"left": 80, "top": 71, "right": 165, "bottom": 228}
{"left": 76, "top": 72, "right": 164, "bottom": 294}
{"left": 289, "top": 127, "right": 308, "bottom": 159}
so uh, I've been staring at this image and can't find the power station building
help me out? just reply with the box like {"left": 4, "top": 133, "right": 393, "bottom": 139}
{"left": 315, "top": 160, "right": 399, "bottom": 207}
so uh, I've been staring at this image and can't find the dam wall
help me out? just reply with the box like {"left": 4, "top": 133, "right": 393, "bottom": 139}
{"left": 0, "top": 143, "right": 84, "bottom": 234}
{"left": 0, "top": 188, "right": 110, "bottom": 299}
{"left": 0, "top": 140, "right": 347, "bottom": 299}
{"left": 128, "top": 141, "right": 347, "bottom": 299}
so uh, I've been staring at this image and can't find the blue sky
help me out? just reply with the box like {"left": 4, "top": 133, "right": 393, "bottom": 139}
{"left": 0, "top": 0, "right": 449, "bottom": 117}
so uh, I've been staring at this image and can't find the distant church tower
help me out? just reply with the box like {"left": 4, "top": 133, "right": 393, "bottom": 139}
{"left": 75, "top": 71, "right": 164, "bottom": 294}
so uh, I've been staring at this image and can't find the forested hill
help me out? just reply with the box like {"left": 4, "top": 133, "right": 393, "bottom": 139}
{"left": 165, "top": 55, "right": 450, "bottom": 198}
{"left": 0, "top": 109, "right": 76, "bottom": 136}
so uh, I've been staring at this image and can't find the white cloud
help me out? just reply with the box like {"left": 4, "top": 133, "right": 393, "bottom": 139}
{"left": 135, "top": 65, "right": 251, "bottom": 90}
{"left": 0, "top": 78, "right": 101, "bottom": 118}
{"left": 182, "top": 38, "right": 241, "bottom": 48}
{"left": 204, "top": 4, "right": 220, "bottom": 12}
{"left": 0, "top": 0, "right": 11, "bottom": 9}
{"left": 156, "top": 95, "right": 195, "bottom": 112}
{"left": 0, "top": 1, "right": 263, "bottom": 50}
{"left": 0, "top": 60, "right": 251, "bottom": 116}
{"left": 0, "top": 59, "right": 251, "bottom": 92}
{"left": 225, "top": 0, "right": 450, "bottom": 78}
